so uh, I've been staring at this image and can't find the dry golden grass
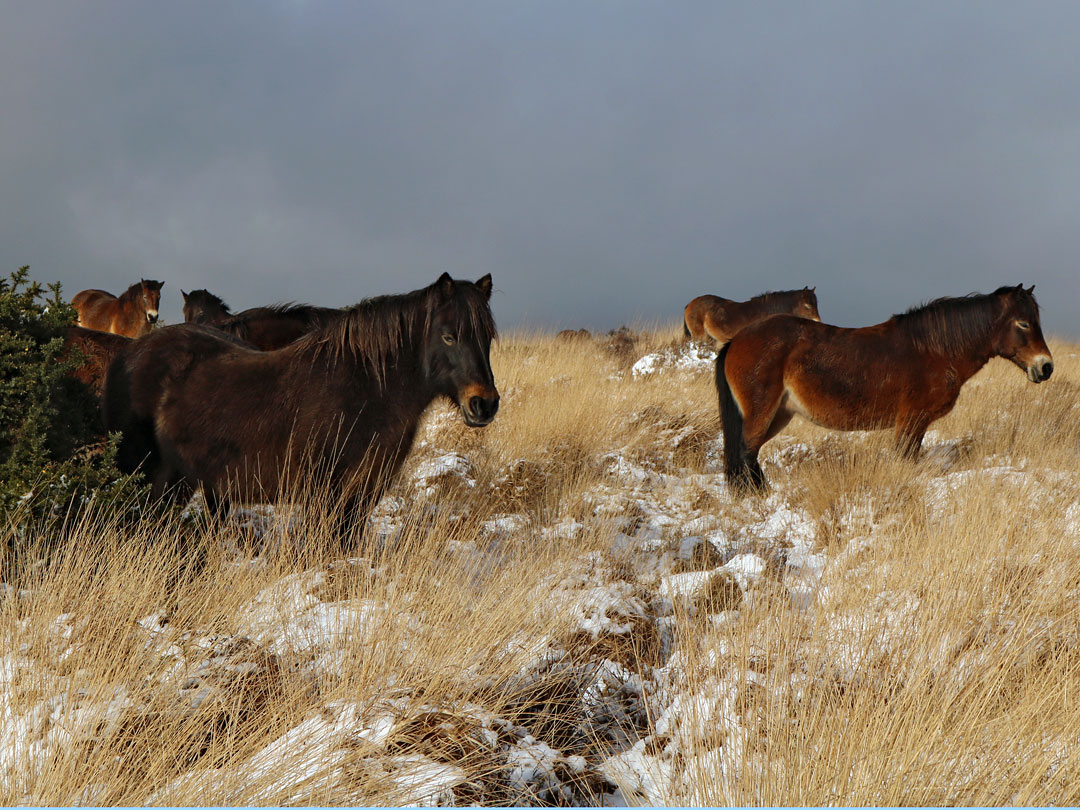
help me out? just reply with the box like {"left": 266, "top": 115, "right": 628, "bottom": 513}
{"left": 1, "top": 329, "right": 1077, "bottom": 805}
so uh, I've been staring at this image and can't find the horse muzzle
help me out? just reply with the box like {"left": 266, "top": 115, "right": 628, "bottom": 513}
{"left": 1027, "top": 356, "right": 1053, "bottom": 383}
{"left": 146, "top": 311, "right": 159, "bottom": 324}
{"left": 459, "top": 387, "right": 500, "bottom": 427}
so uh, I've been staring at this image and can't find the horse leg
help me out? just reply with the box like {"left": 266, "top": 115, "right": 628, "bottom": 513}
{"left": 718, "top": 345, "right": 784, "bottom": 494}
{"left": 150, "top": 464, "right": 193, "bottom": 505}
{"left": 202, "top": 487, "right": 231, "bottom": 525}
{"left": 683, "top": 304, "right": 697, "bottom": 339}
{"left": 895, "top": 419, "right": 929, "bottom": 460}
{"left": 893, "top": 403, "right": 934, "bottom": 460}
{"left": 702, "top": 312, "right": 728, "bottom": 345}
{"left": 331, "top": 494, "right": 364, "bottom": 552}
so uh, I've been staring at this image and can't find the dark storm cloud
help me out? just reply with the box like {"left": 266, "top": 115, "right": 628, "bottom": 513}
{"left": 2, "top": 1, "right": 1080, "bottom": 335}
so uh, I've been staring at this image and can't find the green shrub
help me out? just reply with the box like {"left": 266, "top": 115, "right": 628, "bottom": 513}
{"left": 0, "top": 267, "right": 140, "bottom": 533}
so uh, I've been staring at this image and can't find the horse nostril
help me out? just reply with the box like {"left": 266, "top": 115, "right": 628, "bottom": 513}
{"left": 1043, "top": 362, "right": 1053, "bottom": 380}
{"left": 469, "top": 395, "right": 499, "bottom": 421}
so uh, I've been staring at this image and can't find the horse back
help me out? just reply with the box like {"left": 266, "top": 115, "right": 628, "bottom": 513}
{"left": 215, "top": 306, "right": 343, "bottom": 350}
{"left": 104, "top": 324, "right": 258, "bottom": 475}
{"left": 71, "top": 289, "right": 116, "bottom": 329}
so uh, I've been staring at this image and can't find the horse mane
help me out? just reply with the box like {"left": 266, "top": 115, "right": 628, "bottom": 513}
{"left": 894, "top": 287, "right": 1029, "bottom": 355}
{"left": 297, "top": 280, "right": 497, "bottom": 385}
{"left": 746, "top": 288, "right": 810, "bottom": 312}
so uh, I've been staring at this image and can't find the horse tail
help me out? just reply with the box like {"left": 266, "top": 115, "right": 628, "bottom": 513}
{"left": 683, "top": 318, "right": 691, "bottom": 338}
{"left": 716, "top": 342, "right": 748, "bottom": 487}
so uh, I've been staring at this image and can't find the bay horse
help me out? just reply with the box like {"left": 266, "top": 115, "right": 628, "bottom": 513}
{"left": 104, "top": 273, "right": 499, "bottom": 543}
{"left": 684, "top": 287, "right": 820, "bottom": 344}
{"left": 71, "top": 279, "right": 163, "bottom": 338}
{"left": 182, "top": 288, "right": 344, "bottom": 350}
{"left": 716, "top": 285, "right": 1053, "bottom": 493}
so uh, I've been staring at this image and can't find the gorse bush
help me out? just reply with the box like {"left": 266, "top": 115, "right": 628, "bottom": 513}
{"left": 0, "top": 267, "right": 138, "bottom": 533}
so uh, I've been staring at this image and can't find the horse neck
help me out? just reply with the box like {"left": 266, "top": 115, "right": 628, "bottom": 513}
{"left": 301, "top": 324, "right": 438, "bottom": 415}
{"left": 732, "top": 295, "right": 790, "bottom": 327}
{"left": 901, "top": 305, "right": 1002, "bottom": 379}
{"left": 754, "top": 294, "right": 797, "bottom": 317}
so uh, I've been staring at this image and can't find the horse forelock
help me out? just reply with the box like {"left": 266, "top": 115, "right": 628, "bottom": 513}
{"left": 299, "top": 279, "right": 496, "bottom": 384}
{"left": 896, "top": 292, "right": 1007, "bottom": 355}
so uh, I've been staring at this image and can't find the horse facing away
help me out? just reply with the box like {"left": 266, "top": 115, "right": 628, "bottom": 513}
{"left": 716, "top": 285, "right": 1053, "bottom": 493}
{"left": 181, "top": 288, "right": 233, "bottom": 325}
{"left": 71, "top": 279, "right": 163, "bottom": 338}
{"left": 182, "top": 288, "right": 345, "bottom": 350}
{"left": 684, "top": 288, "right": 820, "bottom": 344}
{"left": 105, "top": 273, "right": 499, "bottom": 543}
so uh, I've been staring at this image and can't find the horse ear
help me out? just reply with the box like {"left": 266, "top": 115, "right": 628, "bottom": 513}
{"left": 436, "top": 272, "right": 454, "bottom": 300}
{"left": 181, "top": 290, "right": 189, "bottom": 301}
{"left": 1027, "top": 284, "right": 1035, "bottom": 294}
{"left": 476, "top": 274, "right": 493, "bottom": 299}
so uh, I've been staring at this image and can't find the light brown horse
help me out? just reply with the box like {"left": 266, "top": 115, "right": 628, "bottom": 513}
{"left": 104, "top": 273, "right": 498, "bottom": 544}
{"left": 71, "top": 279, "right": 163, "bottom": 337}
{"left": 716, "top": 285, "right": 1053, "bottom": 493}
{"left": 684, "top": 288, "right": 820, "bottom": 344}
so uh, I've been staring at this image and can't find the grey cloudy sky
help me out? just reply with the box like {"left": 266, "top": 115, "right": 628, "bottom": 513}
{"left": 3, "top": 1, "right": 1080, "bottom": 335}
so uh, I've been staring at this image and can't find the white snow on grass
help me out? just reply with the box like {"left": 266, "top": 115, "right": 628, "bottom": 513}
{"left": 631, "top": 343, "right": 717, "bottom": 378}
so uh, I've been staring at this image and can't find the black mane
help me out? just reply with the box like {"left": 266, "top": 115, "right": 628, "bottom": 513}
{"left": 299, "top": 279, "right": 497, "bottom": 383}
{"left": 894, "top": 287, "right": 1035, "bottom": 354}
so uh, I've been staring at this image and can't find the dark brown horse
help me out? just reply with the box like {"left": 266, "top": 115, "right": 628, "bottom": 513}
{"left": 684, "top": 288, "right": 820, "bottom": 344}
{"left": 182, "top": 288, "right": 344, "bottom": 350}
{"left": 181, "top": 288, "right": 232, "bottom": 325}
{"left": 62, "top": 326, "right": 132, "bottom": 397}
{"left": 71, "top": 280, "right": 163, "bottom": 338}
{"left": 104, "top": 273, "right": 499, "bottom": 542}
{"left": 717, "top": 285, "right": 1053, "bottom": 493}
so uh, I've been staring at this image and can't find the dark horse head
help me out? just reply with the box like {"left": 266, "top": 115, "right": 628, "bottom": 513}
{"left": 424, "top": 272, "right": 499, "bottom": 425}
{"left": 794, "top": 286, "right": 821, "bottom": 322}
{"left": 137, "top": 279, "right": 163, "bottom": 324}
{"left": 181, "top": 288, "right": 232, "bottom": 325}
{"left": 993, "top": 284, "right": 1053, "bottom": 382}
{"left": 316, "top": 272, "right": 499, "bottom": 427}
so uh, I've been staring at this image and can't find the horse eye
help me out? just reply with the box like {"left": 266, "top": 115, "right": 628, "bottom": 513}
{"left": 442, "top": 333, "right": 457, "bottom": 345}
{"left": 1017, "top": 320, "right": 1030, "bottom": 330}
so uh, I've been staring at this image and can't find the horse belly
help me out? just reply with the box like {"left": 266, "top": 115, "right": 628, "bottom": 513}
{"left": 784, "top": 368, "right": 900, "bottom": 432}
